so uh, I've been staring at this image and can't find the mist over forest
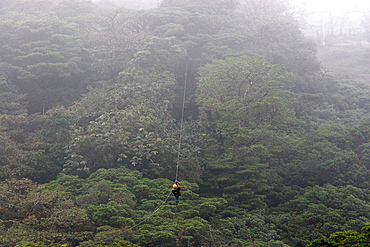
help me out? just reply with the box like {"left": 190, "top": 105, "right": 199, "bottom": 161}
{"left": 2, "top": 0, "right": 370, "bottom": 246}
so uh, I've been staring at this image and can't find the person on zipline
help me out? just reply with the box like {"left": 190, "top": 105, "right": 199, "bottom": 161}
{"left": 172, "top": 180, "right": 181, "bottom": 204}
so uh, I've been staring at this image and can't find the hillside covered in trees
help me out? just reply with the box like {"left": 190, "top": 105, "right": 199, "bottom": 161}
{"left": 2, "top": 0, "right": 370, "bottom": 246}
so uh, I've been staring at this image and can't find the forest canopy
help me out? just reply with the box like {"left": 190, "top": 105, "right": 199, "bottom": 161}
{"left": 1, "top": 0, "right": 370, "bottom": 246}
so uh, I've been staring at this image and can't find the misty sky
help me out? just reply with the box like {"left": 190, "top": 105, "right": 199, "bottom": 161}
{"left": 290, "top": 0, "right": 370, "bottom": 11}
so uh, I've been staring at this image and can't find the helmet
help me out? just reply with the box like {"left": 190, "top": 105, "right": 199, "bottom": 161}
{"left": 173, "top": 184, "right": 178, "bottom": 188}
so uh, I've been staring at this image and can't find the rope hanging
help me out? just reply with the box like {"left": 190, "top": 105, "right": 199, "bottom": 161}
{"left": 84, "top": 62, "right": 189, "bottom": 246}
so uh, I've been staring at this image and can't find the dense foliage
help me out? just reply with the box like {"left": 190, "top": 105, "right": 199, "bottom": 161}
{"left": 1, "top": 0, "right": 370, "bottom": 246}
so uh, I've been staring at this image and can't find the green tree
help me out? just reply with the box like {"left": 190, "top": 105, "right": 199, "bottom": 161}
{"left": 196, "top": 55, "right": 298, "bottom": 209}
{"left": 0, "top": 6, "right": 89, "bottom": 113}
{"left": 0, "top": 179, "right": 94, "bottom": 246}
{"left": 273, "top": 185, "right": 370, "bottom": 246}
{"left": 307, "top": 223, "right": 370, "bottom": 247}
{"left": 0, "top": 113, "right": 62, "bottom": 182}
{"left": 0, "top": 71, "right": 27, "bottom": 115}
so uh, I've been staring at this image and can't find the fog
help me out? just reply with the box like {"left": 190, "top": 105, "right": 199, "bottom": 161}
{"left": 92, "top": 0, "right": 158, "bottom": 9}
{"left": 289, "top": 0, "right": 370, "bottom": 45}
{"left": 290, "top": 0, "right": 369, "bottom": 11}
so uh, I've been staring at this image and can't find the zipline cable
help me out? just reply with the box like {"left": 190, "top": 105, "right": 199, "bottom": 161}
{"left": 83, "top": 62, "right": 189, "bottom": 246}
{"left": 176, "top": 62, "right": 188, "bottom": 181}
